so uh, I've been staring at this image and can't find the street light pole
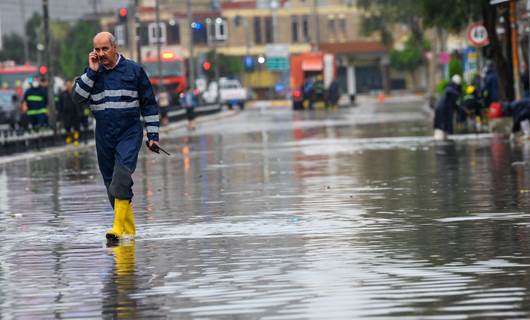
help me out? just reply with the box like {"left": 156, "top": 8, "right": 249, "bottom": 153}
{"left": 42, "top": 0, "right": 56, "bottom": 134}
{"left": 312, "top": 0, "right": 320, "bottom": 51}
{"left": 187, "top": 0, "right": 195, "bottom": 89}
{"left": 155, "top": 0, "right": 163, "bottom": 93}
{"left": 271, "top": 0, "right": 278, "bottom": 43}
{"left": 527, "top": 0, "right": 530, "bottom": 95}
{"left": 134, "top": 0, "right": 141, "bottom": 62}
{"left": 510, "top": 0, "right": 521, "bottom": 100}
{"left": 20, "top": 0, "right": 29, "bottom": 63}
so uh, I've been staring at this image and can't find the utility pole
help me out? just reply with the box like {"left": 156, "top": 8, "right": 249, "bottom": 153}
{"left": 271, "top": 0, "right": 278, "bottom": 43}
{"left": 134, "top": 0, "right": 141, "bottom": 63}
{"left": 187, "top": 0, "right": 195, "bottom": 89}
{"left": 527, "top": 0, "right": 530, "bottom": 94}
{"left": 42, "top": 0, "right": 56, "bottom": 133}
{"left": 312, "top": 0, "right": 320, "bottom": 51}
{"left": 510, "top": 0, "right": 522, "bottom": 99}
{"left": 155, "top": 0, "right": 163, "bottom": 93}
{"left": 20, "top": 0, "right": 29, "bottom": 63}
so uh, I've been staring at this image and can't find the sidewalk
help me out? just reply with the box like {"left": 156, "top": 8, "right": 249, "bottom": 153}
{"left": 0, "top": 109, "right": 237, "bottom": 166}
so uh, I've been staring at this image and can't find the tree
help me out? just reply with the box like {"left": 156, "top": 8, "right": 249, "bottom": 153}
{"left": 359, "top": 0, "right": 513, "bottom": 100}
{"left": 204, "top": 49, "right": 243, "bottom": 79}
{"left": 0, "top": 33, "right": 25, "bottom": 63}
{"left": 357, "top": 0, "right": 424, "bottom": 45}
{"left": 25, "top": 13, "right": 43, "bottom": 64}
{"left": 420, "top": 0, "right": 512, "bottom": 100}
{"left": 56, "top": 21, "right": 99, "bottom": 79}
{"left": 390, "top": 37, "right": 430, "bottom": 85}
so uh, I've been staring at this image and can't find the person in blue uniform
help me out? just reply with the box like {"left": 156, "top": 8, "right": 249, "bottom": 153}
{"left": 22, "top": 76, "right": 49, "bottom": 130}
{"left": 73, "top": 32, "right": 160, "bottom": 241}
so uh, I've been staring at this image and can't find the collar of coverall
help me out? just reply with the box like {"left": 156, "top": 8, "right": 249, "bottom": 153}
{"left": 103, "top": 53, "right": 122, "bottom": 71}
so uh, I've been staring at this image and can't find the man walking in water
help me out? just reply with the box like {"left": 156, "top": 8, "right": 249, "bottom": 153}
{"left": 73, "top": 32, "right": 160, "bottom": 241}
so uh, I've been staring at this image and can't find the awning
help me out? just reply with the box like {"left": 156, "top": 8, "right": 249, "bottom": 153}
{"left": 301, "top": 57, "right": 323, "bottom": 71}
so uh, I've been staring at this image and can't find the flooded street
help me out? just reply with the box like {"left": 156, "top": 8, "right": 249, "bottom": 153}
{"left": 3, "top": 100, "right": 530, "bottom": 319}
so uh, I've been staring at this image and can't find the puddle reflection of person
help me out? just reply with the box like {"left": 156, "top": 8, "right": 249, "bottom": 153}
{"left": 103, "top": 241, "right": 137, "bottom": 319}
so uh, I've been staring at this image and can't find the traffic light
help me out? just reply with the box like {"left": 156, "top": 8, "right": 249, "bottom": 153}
{"left": 39, "top": 65, "right": 48, "bottom": 75}
{"left": 191, "top": 21, "right": 203, "bottom": 30}
{"left": 243, "top": 56, "right": 254, "bottom": 71}
{"left": 202, "top": 61, "right": 211, "bottom": 71}
{"left": 118, "top": 7, "right": 128, "bottom": 23}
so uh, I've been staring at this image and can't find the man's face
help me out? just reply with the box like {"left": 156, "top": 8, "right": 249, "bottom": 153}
{"left": 93, "top": 35, "right": 117, "bottom": 68}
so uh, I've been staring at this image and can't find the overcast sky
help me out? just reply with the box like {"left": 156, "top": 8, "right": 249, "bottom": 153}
{"left": 0, "top": 0, "right": 129, "bottom": 36}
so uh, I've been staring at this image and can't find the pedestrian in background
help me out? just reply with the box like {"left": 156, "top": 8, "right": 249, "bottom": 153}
{"left": 182, "top": 86, "right": 197, "bottom": 130}
{"left": 58, "top": 79, "right": 82, "bottom": 145}
{"left": 22, "top": 76, "right": 48, "bottom": 131}
{"left": 434, "top": 74, "right": 462, "bottom": 140}
{"left": 73, "top": 31, "right": 160, "bottom": 241}
{"left": 483, "top": 64, "right": 499, "bottom": 108}
{"left": 326, "top": 79, "right": 340, "bottom": 108}
{"left": 462, "top": 85, "right": 485, "bottom": 132}
{"left": 158, "top": 89, "right": 170, "bottom": 126}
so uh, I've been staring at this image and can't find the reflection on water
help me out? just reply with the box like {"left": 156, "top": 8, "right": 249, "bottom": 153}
{"left": 2, "top": 102, "right": 530, "bottom": 318}
{"left": 103, "top": 241, "right": 137, "bottom": 319}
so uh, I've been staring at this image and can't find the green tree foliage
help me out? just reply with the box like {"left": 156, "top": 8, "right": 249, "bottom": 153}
{"left": 56, "top": 21, "right": 99, "bottom": 80}
{"left": 204, "top": 50, "right": 243, "bottom": 79}
{"left": 25, "top": 13, "right": 43, "bottom": 63}
{"left": 448, "top": 55, "right": 463, "bottom": 79}
{"left": 390, "top": 37, "right": 431, "bottom": 76}
{"left": 389, "top": 40, "right": 423, "bottom": 72}
{"left": 358, "top": 0, "right": 512, "bottom": 100}
{"left": 0, "top": 33, "right": 25, "bottom": 63}
{"left": 357, "top": 0, "right": 424, "bottom": 45}
{"left": 419, "top": 1, "right": 482, "bottom": 33}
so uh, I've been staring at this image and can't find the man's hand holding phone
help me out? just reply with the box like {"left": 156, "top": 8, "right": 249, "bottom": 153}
{"left": 89, "top": 51, "right": 99, "bottom": 72}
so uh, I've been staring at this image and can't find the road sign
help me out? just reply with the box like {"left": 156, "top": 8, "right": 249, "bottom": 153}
{"left": 466, "top": 23, "right": 489, "bottom": 47}
{"left": 266, "top": 57, "right": 289, "bottom": 71}
{"left": 265, "top": 44, "right": 289, "bottom": 71}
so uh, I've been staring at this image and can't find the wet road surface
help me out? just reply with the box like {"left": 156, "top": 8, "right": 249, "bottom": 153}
{"left": 3, "top": 100, "right": 530, "bottom": 319}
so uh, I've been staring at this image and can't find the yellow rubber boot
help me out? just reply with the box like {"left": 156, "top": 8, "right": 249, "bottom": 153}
{"left": 106, "top": 199, "right": 128, "bottom": 240}
{"left": 123, "top": 202, "right": 136, "bottom": 236}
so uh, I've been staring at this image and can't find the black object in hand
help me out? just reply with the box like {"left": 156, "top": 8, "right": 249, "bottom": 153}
{"left": 146, "top": 141, "right": 170, "bottom": 155}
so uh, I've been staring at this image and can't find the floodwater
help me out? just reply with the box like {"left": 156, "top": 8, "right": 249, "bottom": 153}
{"left": 2, "top": 100, "right": 530, "bottom": 319}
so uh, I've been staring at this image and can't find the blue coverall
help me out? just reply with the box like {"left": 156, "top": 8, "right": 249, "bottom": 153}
{"left": 73, "top": 54, "right": 159, "bottom": 205}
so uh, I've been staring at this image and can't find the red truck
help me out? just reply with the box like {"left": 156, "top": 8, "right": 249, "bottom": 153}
{"left": 142, "top": 52, "right": 187, "bottom": 105}
{"left": 290, "top": 51, "right": 335, "bottom": 110}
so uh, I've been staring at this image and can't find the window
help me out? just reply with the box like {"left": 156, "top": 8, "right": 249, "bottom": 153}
{"left": 327, "top": 15, "right": 336, "bottom": 33}
{"left": 253, "top": 17, "right": 262, "bottom": 44}
{"left": 214, "top": 19, "right": 228, "bottom": 40}
{"left": 115, "top": 24, "right": 127, "bottom": 46}
{"left": 148, "top": 22, "right": 166, "bottom": 44}
{"left": 339, "top": 15, "right": 347, "bottom": 35}
{"left": 264, "top": 16, "right": 273, "bottom": 43}
{"left": 167, "top": 20, "right": 180, "bottom": 44}
{"left": 291, "top": 16, "right": 299, "bottom": 43}
{"left": 140, "top": 24, "right": 149, "bottom": 46}
{"left": 302, "top": 15, "right": 310, "bottom": 42}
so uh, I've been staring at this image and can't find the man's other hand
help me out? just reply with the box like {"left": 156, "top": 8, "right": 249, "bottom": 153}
{"left": 146, "top": 140, "right": 160, "bottom": 153}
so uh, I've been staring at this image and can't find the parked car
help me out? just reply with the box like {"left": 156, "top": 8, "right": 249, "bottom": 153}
{"left": 0, "top": 89, "right": 20, "bottom": 130}
{"left": 202, "top": 78, "right": 248, "bottom": 110}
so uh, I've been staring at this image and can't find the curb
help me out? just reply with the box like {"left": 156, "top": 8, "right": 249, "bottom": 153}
{"left": 0, "top": 109, "right": 237, "bottom": 166}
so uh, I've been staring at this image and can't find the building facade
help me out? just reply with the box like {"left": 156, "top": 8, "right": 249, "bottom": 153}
{"left": 102, "top": 0, "right": 388, "bottom": 97}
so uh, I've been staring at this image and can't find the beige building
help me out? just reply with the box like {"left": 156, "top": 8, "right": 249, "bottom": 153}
{"left": 103, "top": 0, "right": 389, "bottom": 97}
